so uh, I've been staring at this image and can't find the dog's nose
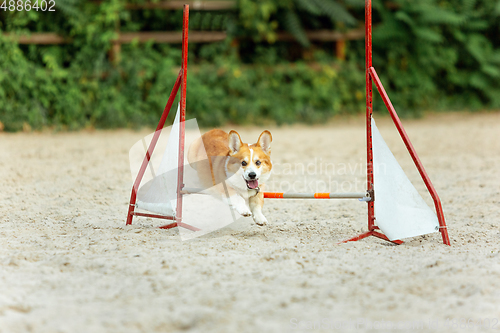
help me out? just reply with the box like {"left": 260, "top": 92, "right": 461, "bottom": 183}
{"left": 248, "top": 172, "right": 256, "bottom": 179}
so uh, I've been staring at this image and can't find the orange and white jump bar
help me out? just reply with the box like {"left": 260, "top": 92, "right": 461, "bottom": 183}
{"left": 183, "top": 188, "right": 370, "bottom": 200}
{"left": 263, "top": 192, "right": 369, "bottom": 200}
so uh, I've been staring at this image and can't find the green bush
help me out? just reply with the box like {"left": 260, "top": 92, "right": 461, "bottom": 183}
{"left": 1, "top": 0, "right": 500, "bottom": 131}
{"left": 370, "top": 0, "right": 500, "bottom": 113}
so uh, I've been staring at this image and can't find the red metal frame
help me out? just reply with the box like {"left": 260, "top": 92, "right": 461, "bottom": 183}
{"left": 126, "top": 72, "right": 181, "bottom": 226}
{"left": 126, "top": 5, "right": 195, "bottom": 231}
{"left": 340, "top": 0, "right": 450, "bottom": 245}
{"left": 369, "top": 67, "right": 450, "bottom": 245}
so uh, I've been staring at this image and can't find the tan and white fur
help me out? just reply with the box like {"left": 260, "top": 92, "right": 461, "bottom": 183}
{"left": 187, "top": 129, "right": 272, "bottom": 226}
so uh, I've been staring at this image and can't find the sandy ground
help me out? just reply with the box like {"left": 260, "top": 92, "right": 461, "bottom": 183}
{"left": 0, "top": 112, "right": 499, "bottom": 332}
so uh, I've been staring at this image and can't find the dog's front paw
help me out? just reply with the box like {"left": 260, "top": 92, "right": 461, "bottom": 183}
{"left": 253, "top": 213, "right": 268, "bottom": 226}
{"left": 235, "top": 205, "right": 252, "bottom": 217}
{"left": 226, "top": 194, "right": 252, "bottom": 217}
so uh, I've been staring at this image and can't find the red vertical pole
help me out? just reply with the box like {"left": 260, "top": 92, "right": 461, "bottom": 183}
{"left": 365, "top": 0, "right": 375, "bottom": 231}
{"left": 126, "top": 73, "right": 182, "bottom": 225}
{"left": 176, "top": 4, "right": 189, "bottom": 223}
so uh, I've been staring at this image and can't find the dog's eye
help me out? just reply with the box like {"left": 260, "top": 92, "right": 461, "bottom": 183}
{"left": 256, "top": 160, "right": 261, "bottom": 166}
{"left": 241, "top": 161, "right": 247, "bottom": 166}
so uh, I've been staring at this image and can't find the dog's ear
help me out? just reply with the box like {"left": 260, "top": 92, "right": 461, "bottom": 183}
{"left": 257, "top": 130, "right": 272, "bottom": 155}
{"left": 228, "top": 130, "right": 243, "bottom": 154}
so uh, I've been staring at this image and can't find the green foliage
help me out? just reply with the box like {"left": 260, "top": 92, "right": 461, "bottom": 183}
{"left": 0, "top": 32, "right": 365, "bottom": 131}
{"left": 1, "top": 0, "right": 500, "bottom": 131}
{"left": 189, "top": 57, "right": 365, "bottom": 126}
{"left": 236, "top": 0, "right": 362, "bottom": 46}
{"left": 371, "top": 0, "right": 500, "bottom": 112}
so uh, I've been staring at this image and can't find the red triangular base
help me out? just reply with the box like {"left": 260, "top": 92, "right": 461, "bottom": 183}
{"left": 158, "top": 222, "right": 200, "bottom": 232}
{"left": 339, "top": 229, "right": 403, "bottom": 245}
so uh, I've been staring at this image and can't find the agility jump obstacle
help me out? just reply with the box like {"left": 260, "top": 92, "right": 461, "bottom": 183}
{"left": 126, "top": 5, "right": 196, "bottom": 231}
{"left": 126, "top": 2, "right": 450, "bottom": 245}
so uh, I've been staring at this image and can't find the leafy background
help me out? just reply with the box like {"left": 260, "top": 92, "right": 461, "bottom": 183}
{"left": 1, "top": 0, "right": 500, "bottom": 131}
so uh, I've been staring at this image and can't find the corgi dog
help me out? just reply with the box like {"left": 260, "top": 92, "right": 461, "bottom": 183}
{"left": 187, "top": 129, "right": 272, "bottom": 226}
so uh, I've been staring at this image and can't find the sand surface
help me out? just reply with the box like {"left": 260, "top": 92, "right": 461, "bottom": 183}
{"left": 1, "top": 112, "right": 499, "bottom": 332}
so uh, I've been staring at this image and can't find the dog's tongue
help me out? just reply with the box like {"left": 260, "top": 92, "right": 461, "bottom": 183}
{"left": 247, "top": 180, "right": 259, "bottom": 189}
